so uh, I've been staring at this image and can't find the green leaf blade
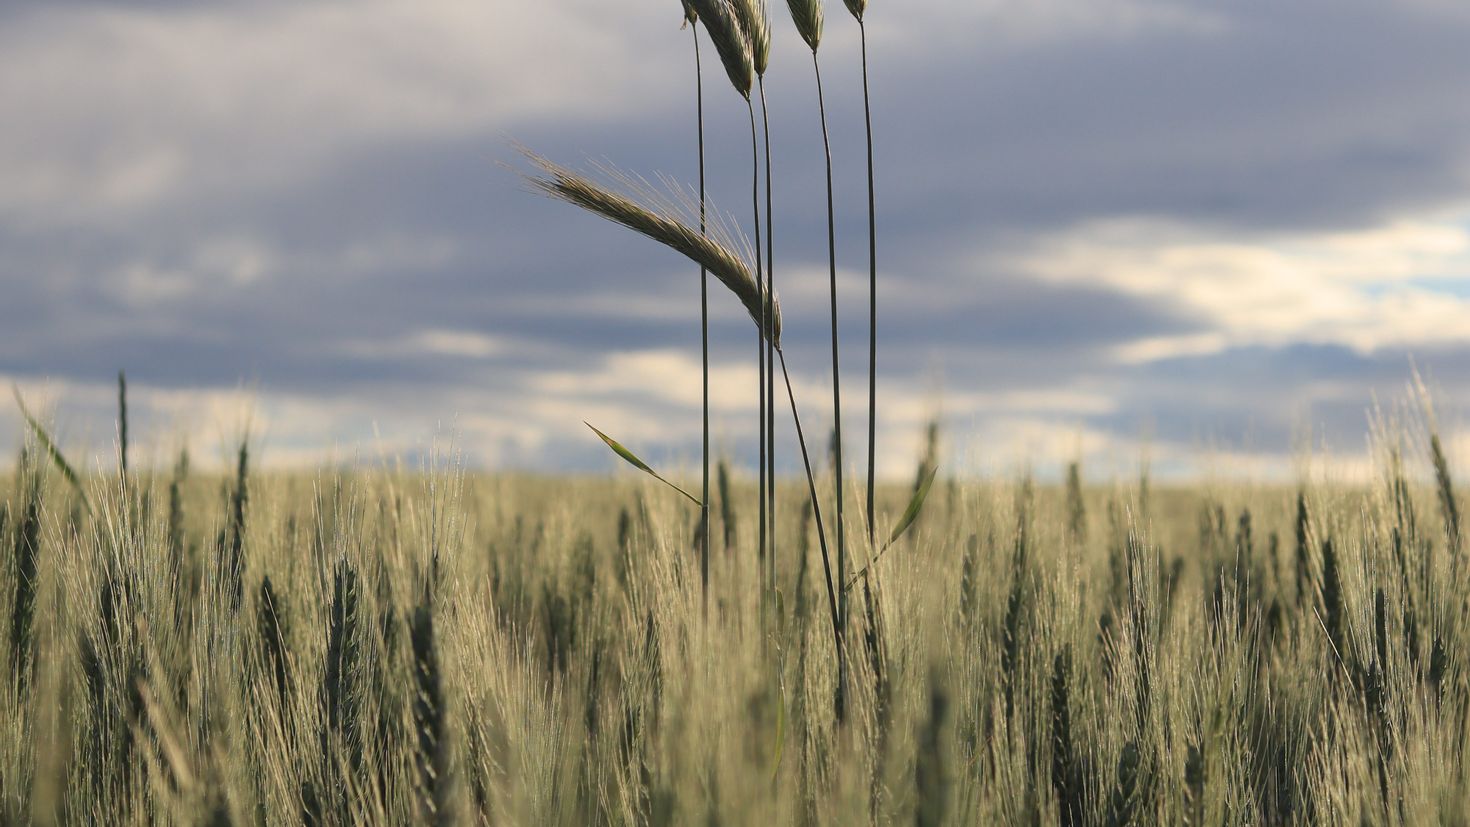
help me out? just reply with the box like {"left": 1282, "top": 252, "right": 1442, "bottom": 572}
{"left": 586, "top": 422, "right": 701, "bottom": 506}
{"left": 12, "top": 385, "right": 91, "bottom": 514}
{"left": 888, "top": 464, "right": 938, "bottom": 547}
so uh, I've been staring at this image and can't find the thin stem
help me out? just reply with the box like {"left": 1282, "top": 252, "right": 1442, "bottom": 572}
{"left": 814, "top": 50, "right": 848, "bottom": 720}
{"left": 858, "top": 21, "right": 887, "bottom": 698}
{"left": 777, "top": 348, "right": 841, "bottom": 654}
{"left": 695, "top": 27, "right": 710, "bottom": 617}
{"left": 118, "top": 370, "right": 129, "bottom": 480}
{"left": 860, "top": 20, "right": 877, "bottom": 553}
{"left": 750, "top": 99, "right": 768, "bottom": 634}
{"left": 760, "top": 77, "right": 777, "bottom": 602}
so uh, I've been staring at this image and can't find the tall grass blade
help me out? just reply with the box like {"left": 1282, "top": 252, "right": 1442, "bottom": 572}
{"left": 586, "top": 423, "right": 701, "bottom": 506}
{"left": 843, "top": 464, "right": 937, "bottom": 589}
{"left": 11, "top": 385, "right": 90, "bottom": 513}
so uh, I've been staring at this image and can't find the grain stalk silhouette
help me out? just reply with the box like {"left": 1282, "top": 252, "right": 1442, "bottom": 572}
{"left": 691, "top": 0, "right": 771, "bottom": 631}
{"left": 784, "top": 0, "right": 852, "bottom": 721}
{"left": 522, "top": 151, "right": 845, "bottom": 696}
{"left": 682, "top": 0, "right": 713, "bottom": 615}
{"left": 759, "top": 31, "right": 778, "bottom": 623}
{"left": 117, "top": 370, "right": 129, "bottom": 480}
{"left": 731, "top": 0, "right": 776, "bottom": 642}
{"left": 842, "top": 0, "right": 877, "bottom": 565}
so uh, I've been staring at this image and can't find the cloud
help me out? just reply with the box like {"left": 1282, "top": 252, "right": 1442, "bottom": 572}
{"left": 1013, "top": 211, "right": 1470, "bottom": 353}
{"left": 3, "top": 0, "right": 1470, "bottom": 480}
{"left": 0, "top": 0, "right": 688, "bottom": 224}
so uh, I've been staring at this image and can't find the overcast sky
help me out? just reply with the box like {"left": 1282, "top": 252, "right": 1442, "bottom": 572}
{"left": 5, "top": 0, "right": 1470, "bottom": 480}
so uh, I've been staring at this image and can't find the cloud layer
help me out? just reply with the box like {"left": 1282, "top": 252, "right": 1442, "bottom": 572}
{"left": 5, "top": 0, "right": 1470, "bottom": 481}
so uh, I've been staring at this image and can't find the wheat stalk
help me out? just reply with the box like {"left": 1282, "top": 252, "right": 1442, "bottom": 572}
{"left": 686, "top": 9, "right": 712, "bottom": 615}
{"left": 725, "top": 0, "right": 778, "bottom": 623}
{"left": 735, "top": 0, "right": 779, "bottom": 619}
{"left": 787, "top": 0, "right": 850, "bottom": 720}
{"left": 853, "top": 13, "right": 879, "bottom": 556}
{"left": 703, "top": 1, "right": 771, "bottom": 621}
{"left": 117, "top": 370, "right": 128, "bottom": 480}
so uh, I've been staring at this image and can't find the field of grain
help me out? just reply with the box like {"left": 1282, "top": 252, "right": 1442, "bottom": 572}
{"left": 6, "top": 1, "right": 1469, "bottom": 825}
{"left": 1, "top": 409, "right": 1468, "bottom": 824}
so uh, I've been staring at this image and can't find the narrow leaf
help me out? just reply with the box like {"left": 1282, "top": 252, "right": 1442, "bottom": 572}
{"left": 844, "top": 465, "right": 938, "bottom": 591}
{"left": 12, "top": 385, "right": 91, "bottom": 514}
{"left": 889, "top": 464, "right": 938, "bottom": 547}
{"left": 586, "top": 422, "right": 701, "bottom": 506}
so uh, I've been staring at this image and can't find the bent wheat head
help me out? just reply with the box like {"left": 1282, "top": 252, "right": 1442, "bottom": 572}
{"left": 524, "top": 152, "right": 781, "bottom": 346}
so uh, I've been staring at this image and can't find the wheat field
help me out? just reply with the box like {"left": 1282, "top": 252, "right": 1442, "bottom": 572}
{"left": 6, "top": 1, "right": 1469, "bottom": 825}
{"left": 1, "top": 408, "right": 1468, "bottom": 825}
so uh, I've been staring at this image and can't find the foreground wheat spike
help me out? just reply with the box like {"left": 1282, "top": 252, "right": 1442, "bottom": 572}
{"left": 690, "top": 0, "right": 754, "bottom": 97}
{"left": 524, "top": 150, "right": 845, "bottom": 672}
{"left": 523, "top": 152, "right": 779, "bottom": 346}
{"left": 786, "top": 0, "right": 823, "bottom": 51}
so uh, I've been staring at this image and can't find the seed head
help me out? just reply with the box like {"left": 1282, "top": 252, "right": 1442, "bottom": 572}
{"left": 785, "top": 0, "right": 823, "bottom": 52}
{"left": 691, "top": 0, "right": 754, "bottom": 98}
{"left": 732, "top": 0, "right": 772, "bottom": 77}
{"left": 843, "top": 0, "right": 865, "bottom": 22}
{"left": 523, "top": 151, "right": 781, "bottom": 347}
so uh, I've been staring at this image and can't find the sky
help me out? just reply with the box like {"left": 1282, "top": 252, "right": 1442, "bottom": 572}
{"left": 5, "top": 0, "right": 1470, "bottom": 481}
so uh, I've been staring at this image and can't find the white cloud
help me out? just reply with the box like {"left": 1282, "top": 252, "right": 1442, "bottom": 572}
{"left": 341, "top": 329, "right": 503, "bottom": 361}
{"left": 1013, "top": 210, "right": 1470, "bottom": 356}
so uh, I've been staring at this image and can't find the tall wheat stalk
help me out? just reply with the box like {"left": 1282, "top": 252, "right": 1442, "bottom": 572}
{"left": 844, "top": 3, "right": 877, "bottom": 554}
{"left": 682, "top": 0, "right": 712, "bottom": 615}
{"left": 117, "top": 370, "right": 129, "bottom": 480}
{"left": 733, "top": 0, "right": 775, "bottom": 637}
{"left": 786, "top": 0, "right": 849, "bottom": 720}
{"left": 690, "top": 0, "right": 775, "bottom": 635}
{"left": 522, "top": 151, "right": 843, "bottom": 668}
{"left": 758, "top": 44, "right": 777, "bottom": 619}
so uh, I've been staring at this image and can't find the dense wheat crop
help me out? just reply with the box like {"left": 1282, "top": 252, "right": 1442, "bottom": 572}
{"left": 1, "top": 402, "right": 1468, "bottom": 825}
